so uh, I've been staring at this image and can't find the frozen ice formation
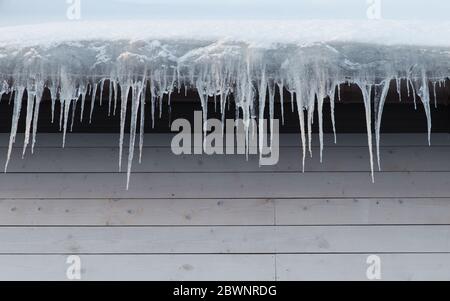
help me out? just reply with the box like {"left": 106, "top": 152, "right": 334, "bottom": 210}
{"left": 0, "top": 20, "right": 449, "bottom": 188}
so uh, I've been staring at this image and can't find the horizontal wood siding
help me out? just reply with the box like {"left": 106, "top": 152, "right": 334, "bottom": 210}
{"left": 0, "top": 133, "right": 449, "bottom": 280}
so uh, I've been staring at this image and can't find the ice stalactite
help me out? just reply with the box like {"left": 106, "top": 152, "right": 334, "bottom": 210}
{"left": 417, "top": 70, "right": 432, "bottom": 146}
{"left": 5, "top": 86, "right": 24, "bottom": 172}
{"left": 329, "top": 82, "right": 337, "bottom": 144}
{"left": 119, "top": 82, "right": 130, "bottom": 172}
{"left": 127, "top": 80, "right": 145, "bottom": 189}
{"left": 80, "top": 85, "right": 87, "bottom": 122}
{"left": 139, "top": 81, "right": 146, "bottom": 164}
{"left": 60, "top": 72, "right": 76, "bottom": 148}
{"left": 108, "top": 80, "right": 114, "bottom": 116}
{"left": 31, "top": 85, "right": 43, "bottom": 154}
{"left": 22, "top": 88, "right": 35, "bottom": 157}
{"left": 306, "top": 86, "right": 316, "bottom": 159}
{"left": 294, "top": 81, "right": 307, "bottom": 172}
{"left": 277, "top": 80, "right": 285, "bottom": 125}
{"left": 374, "top": 78, "right": 392, "bottom": 171}
{"left": 258, "top": 68, "right": 268, "bottom": 164}
{"left": 89, "top": 82, "right": 98, "bottom": 124}
{"left": 357, "top": 82, "right": 375, "bottom": 182}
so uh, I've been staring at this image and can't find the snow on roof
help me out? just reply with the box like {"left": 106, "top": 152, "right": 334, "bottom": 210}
{"left": 1, "top": 20, "right": 450, "bottom": 48}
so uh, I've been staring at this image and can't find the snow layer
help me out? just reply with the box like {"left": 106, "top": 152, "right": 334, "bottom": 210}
{"left": 0, "top": 20, "right": 449, "bottom": 188}
{"left": 2, "top": 20, "right": 450, "bottom": 48}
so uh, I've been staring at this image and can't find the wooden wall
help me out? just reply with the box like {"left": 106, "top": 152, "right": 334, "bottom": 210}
{"left": 0, "top": 132, "right": 449, "bottom": 280}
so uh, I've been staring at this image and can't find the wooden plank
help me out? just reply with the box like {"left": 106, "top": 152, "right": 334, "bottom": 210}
{"left": 4, "top": 253, "right": 450, "bottom": 281}
{"left": 0, "top": 254, "right": 274, "bottom": 281}
{"left": 2, "top": 198, "right": 450, "bottom": 226}
{"left": 277, "top": 254, "right": 450, "bottom": 281}
{"left": 275, "top": 198, "right": 450, "bottom": 225}
{"left": 0, "top": 133, "right": 446, "bottom": 148}
{"left": 0, "top": 199, "right": 275, "bottom": 226}
{"left": 4, "top": 146, "right": 450, "bottom": 173}
{"left": 5, "top": 146, "right": 450, "bottom": 172}
{"left": 0, "top": 226, "right": 449, "bottom": 253}
{"left": 0, "top": 172, "right": 449, "bottom": 198}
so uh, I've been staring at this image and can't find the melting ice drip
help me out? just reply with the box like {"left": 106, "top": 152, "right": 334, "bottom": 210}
{"left": 0, "top": 37, "right": 449, "bottom": 189}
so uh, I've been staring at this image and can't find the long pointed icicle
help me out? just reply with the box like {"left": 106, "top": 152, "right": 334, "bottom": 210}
{"left": 258, "top": 69, "right": 267, "bottom": 164}
{"left": 317, "top": 86, "right": 325, "bottom": 163}
{"left": 375, "top": 78, "right": 392, "bottom": 171}
{"left": 329, "top": 83, "right": 337, "bottom": 144}
{"left": 119, "top": 83, "right": 130, "bottom": 172}
{"left": 22, "top": 89, "right": 35, "bottom": 157}
{"left": 358, "top": 82, "right": 375, "bottom": 182}
{"left": 268, "top": 80, "right": 275, "bottom": 147}
{"left": 89, "top": 82, "right": 98, "bottom": 124}
{"left": 294, "top": 85, "right": 307, "bottom": 172}
{"left": 417, "top": 70, "right": 432, "bottom": 145}
{"left": 5, "top": 87, "right": 24, "bottom": 172}
{"left": 80, "top": 85, "right": 88, "bottom": 122}
{"left": 277, "top": 80, "right": 285, "bottom": 125}
{"left": 306, "top": 87, "right": 315, "bottom": 158}
{"left": 31, "top": 86, "right": 43, "bottom": 154}
{"left": 62, "top": 95, "right": 72, "bottom": 148}
{"left": 139, "top": 80, "right": 146, "bottom": 164}
{"left": 126, "top": 83, "right": 141, "bottom": 189}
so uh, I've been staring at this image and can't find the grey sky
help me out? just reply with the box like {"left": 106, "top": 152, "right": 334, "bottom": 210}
{"left": 0, "top": 0, "right": 448, "bottom": 26}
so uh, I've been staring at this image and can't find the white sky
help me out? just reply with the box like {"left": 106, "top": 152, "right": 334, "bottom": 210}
{"left": 0, "top": 0, "right": 448, "bottom": 26}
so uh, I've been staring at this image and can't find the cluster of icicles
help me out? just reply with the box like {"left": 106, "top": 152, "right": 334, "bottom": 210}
{"left": 1, "top": 71, "right": 447, "bottom": 189}
{"left": 1, "top": 43, "right": 449, "bottom": 188}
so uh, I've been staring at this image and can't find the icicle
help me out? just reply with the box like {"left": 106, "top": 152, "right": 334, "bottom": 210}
{"left": 8, "top": 89, "right": 13, "bottom": 105}
{"left": 196, "top": 79, "right": 208, "bottom": 148}
{"left": 99, "top": 79, "right": 104, "bottom": 106}
{"left": 50, "top": 86, "right": 58, "bottom": 123}
{"left": 119, "top": 82, "right": 130, "bottom": 172}
{"left": 417, "top": 70, "right": 432, "bottom": 145}
{"left": 89, "top": 81, "right": 98, "bottom": 124}
{"left": 329, "top": 83, "right": 337, "bottom": 144}
{"left": 80, "top": 85, "right": 87, "bottom": 122}
{"left": 258, "top": 69, "right": 267, "bottom": 164}
{"left": 31, "top": 85, "right": 43, "bottom": 154}
{"left": 406, "top": 76, "right": 411, "bottom": 98}
{"left": 150, "top": 79, "right": 156, "bottom": 128}
{"left": 139, "top": 80, "right": 146, "bottom": 164}
{"left": 357, "top": 82, "right": 375, "bottom": 182}
{"left": 5, "top": 87, "right": 25, "bottom": 172}
{"left": 337, "top": 83, "right": 342, "bottom": 102}
{"left": 268, "top": 80, "right": 275, "bottom": 147}
{"left": 294, "top": 83, "right": 306, "bottom": 172}
{"left": 70, "top": 97, "right": 77, "bottom": 132}
{"left": 408, "top": 78, "right": 417, "bottom": 110}
{"left": 317, "top": 83, "right": 326, "bottom": 163}
{"left": 277, "top": 80, "right": 285, "bottom": 125}
{"left": 59, "top": 98, "right": 65, "bottom": 132}
{"left": 108, "top": 80, "right": 114, "bottom": 116}
{"left": 306, "top": 87, "right": 316, "bottom": 158}
{"left": 395, "top": 76, "right": 402, "bottom": 102}
{"left": 61, "top": 95, "right": 72, "bottom": 148}
{"left": 126, "top": 82, "right": 141, "bottom": 190}
{"left": 433, "top": 81, "right": 437, "bottom": 108}
{"left": 374, "top": 77, "right": 392, "bottom": 171}
{"left": 22, "top": 88, "right": 35, "bottom": 157}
